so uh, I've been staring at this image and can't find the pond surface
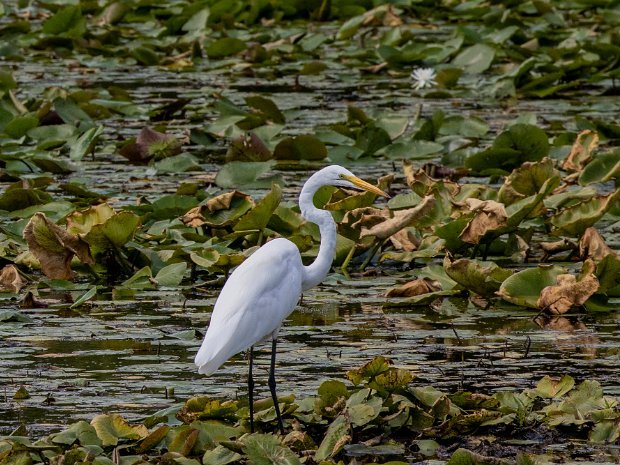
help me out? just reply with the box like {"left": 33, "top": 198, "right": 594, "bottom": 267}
{"left": 1, "top": 25, "right": 619, "bottom": 445}
{"left": 2, "top": 273, "right": 619, "bottom": 436}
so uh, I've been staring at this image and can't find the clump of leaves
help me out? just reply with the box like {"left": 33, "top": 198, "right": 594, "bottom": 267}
{"left": 3, "top": 357, "right": 618, "bottom": 465}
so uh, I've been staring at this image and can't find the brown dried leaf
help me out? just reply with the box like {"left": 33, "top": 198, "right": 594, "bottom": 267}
{"left": 20, "top": 291, "right": 48, "bottom": 309}
{"left": 206, "top": 191, "right": 250, "bottom": 212}
{"left": 181, "top": 206, "right": 206, "bottom": 228}
{"left": 386, "top": 277, "right": 441, "bottom": 297}
{"left": 562, "top": 130, "right": 599, "bottom": 172}
{"left": 389, "top": 228, "right": 419, "bottom": 251}
{"left": 458, "top": 199, "right": 508, "bottom": 244}
{"left": 537, "top": 266, "right": 599, "bottom": 315}
{"left": 403, "top": 161, "right": 460, "bottom": 196}
{"left": 23, "top": 212, "right": 94, "bottom": 280}
{"left": 0, "top": 265, "right": 26, "bottom": 293}
{"left": 578, "top": 227, "right": 615, "bottom": 262}
{"left": 360, "top": 195, "right": 435, "bottom": 239}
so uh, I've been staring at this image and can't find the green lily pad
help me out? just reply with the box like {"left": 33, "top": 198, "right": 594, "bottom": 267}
{"left": 443, "top": 256, "right": 512, "bottom": 297}
{"left": 579, "top": 150, "right": 620, "bottom": 185}
{"left": 273, "top": 135, "right": 327, "bottom": 161}
{"left": 90, "top": 414, "right": 148, "bottom": 447}
{"left": 315, "top": 415, "right": 351, "bottom": 462}
{"left": 497, "top": 265, "right": 566, "bottom": 308}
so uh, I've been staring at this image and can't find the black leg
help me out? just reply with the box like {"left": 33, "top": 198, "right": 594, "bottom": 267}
{"left": 268, "top": 338, "right": 285, "bottom": 434}
{"left": 248, "top": 346, "right": 254, "bottom": 433}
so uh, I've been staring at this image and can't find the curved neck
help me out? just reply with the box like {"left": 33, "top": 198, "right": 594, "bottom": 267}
{"left": 299, "top": 175, "right": 337, "bottom": 291}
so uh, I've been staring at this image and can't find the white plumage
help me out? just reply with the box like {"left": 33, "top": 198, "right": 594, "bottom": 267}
{"left": 195, "top": 238, "right": 303, "bottom": 375}
{"left": 193, "top": 165, "right": 388, "bottom": 433}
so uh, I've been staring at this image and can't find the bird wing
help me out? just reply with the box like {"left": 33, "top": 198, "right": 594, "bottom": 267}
{"left": 195, "top": 238, "right": 303, "bottom": 375}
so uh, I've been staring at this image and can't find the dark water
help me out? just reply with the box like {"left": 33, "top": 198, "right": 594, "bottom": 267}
{"left": 1, "top": 274, "right": 618, "bottom": 436}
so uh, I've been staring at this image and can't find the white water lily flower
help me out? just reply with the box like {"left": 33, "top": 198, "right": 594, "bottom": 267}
{"left": 411, "top": 67, "right": 437, "bottom": 90}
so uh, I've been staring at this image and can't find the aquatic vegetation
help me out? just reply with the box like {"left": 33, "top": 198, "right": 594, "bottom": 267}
{"left": 1, "top": 357, "right": 618, "bottom": 464}
{"left": 0, "top": 1, "right": 618, "bottom": 461}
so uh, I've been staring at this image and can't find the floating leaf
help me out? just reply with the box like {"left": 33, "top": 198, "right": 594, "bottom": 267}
{"left": 0, "top": 265, "right": 26, "bottom": 293}
{"left": 385, "top": 277, "right": 441, "bottom": 298}
{"left": 497, "top": 265, "right": 566, "bottom": 308}
{"left": 234, "top": 184, "right": 282, "bottom": 232}
{"left": 241, "top": 434, "right": 300, "bottom": 465}
{"left": 458, "top": 199, "right": 507, "bottom": 245}
{"left": 534, "top": 375, "right": 575, "bottom": 399}
{"left": 550, "top": 189, "right": 620, "bottom": 237}
{"left": 70, "top": 126, "right": 103, "bottom": 161}
{"left": 273, "top": 135, "right": 327, "bottom": 161}
{"left": 90, "top": 414, "right": 149, "bottom": 447}
{"left": 206, "top": 38, "right": 246, "bottom": 59}
{"left": 537, "top": 265, "right": 599, "bottom": 315}
{"left": 452, "top": 44, "right": 495, "bottom": 74}
{"left": 315, "top": 415, "right": 351, "bottom": 462}
{"left": 563, "top": 130, "right": 599, "bottom": 172}
{"left": 579, "top": 150, "right": 620, "bottom": 185}
{"left": 444, "top": 256, "right": 512, "bottom": 297}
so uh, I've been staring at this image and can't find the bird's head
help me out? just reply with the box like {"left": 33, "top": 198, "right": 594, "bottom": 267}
{"left": 319, "top": 165, "right": 389, "bottom": 197}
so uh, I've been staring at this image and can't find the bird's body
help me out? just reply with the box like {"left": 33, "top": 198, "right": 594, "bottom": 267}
{"left": 194, "top": 165, "right": 387, "bottom": 433}
{"left": 195, "top": 238, "right": 303, "bottom": 375}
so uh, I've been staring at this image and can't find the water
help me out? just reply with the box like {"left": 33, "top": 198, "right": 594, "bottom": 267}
{"left": 1, "top": 26, "right": 619, "bottom": 442}
{"left": 2, "top": 275, "right": 618, "bottom": 436}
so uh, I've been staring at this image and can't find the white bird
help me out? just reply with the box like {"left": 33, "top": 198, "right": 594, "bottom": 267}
{"left": 194, "top": 165, "right": 388, "bottom": 433}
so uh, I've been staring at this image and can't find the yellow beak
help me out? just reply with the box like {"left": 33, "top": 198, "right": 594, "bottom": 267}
{"left": 343, "top": 175, "right": 390, "bottom": 198}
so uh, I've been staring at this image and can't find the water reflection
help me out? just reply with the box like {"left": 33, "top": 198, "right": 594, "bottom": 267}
{"left": 0, "top": 285, "right": 618, "bottom": 436}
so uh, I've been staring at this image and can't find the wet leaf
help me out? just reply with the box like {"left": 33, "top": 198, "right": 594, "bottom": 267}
{"left": 52, "top": 421, "right": 101, "bottom": 447}
{"left": 534, "top": 375, "right": 575, "bottom": 399}
{"left": 203, "top": 445, "right": 242, "bottom": 465}
{"left": 347, "top": 356, "right": 392, "bottom": 385}
{"left": 498, "top": 158, "right": 558, "bottom": 205}
{"left": 458, "top": 199, "right": 507, "bottom": 245}
{"left": 154, "top": 263, "right": 187, "bottom": 287}
{"left": 315, "top": 415, "right": 351, "bottom": 462}
{"left": 562, "top": 130, "right": 599, "bottom": 172}
{"left": 0, "top": 265, "right": 26, "bottom": 293}
{"left": 206, "top": 38, "right": 246, "bottom": 59}
{"left": 385, "top": 277, "right": 441, "bottom": 298}
{"left": 215, "top": 161, "right": 281, "bottom": 189}
{"left": 578, "top": 227, "right": 614, "bottom": 262}
{"left": 70, "top": 126, "right": 103, "bottom": 161}
{"left": 550, "top": 189, "right": 620, "bottom": 237}
{"left": 90, "top": 414, "right": 149, "bottom": 447}
{"left": 444, "top": 256, "right": 512, "bottom": 297}
{"left": 23, "top": 212, "right": 94, "bottom": 280}
{"left": 589, "top": 421, "right": 620, "bottom": 443}
{"left": 359, "top": 195, "right": 435, "bottom": 240}
{"left": 234, "top": 184, "right": 282, "bottom": 232}
{"left": 452, "top": 44, "right": 495, "bottom": 74}
{"left": 13, "top": 386, "right": 30, "bottom": 400}
{"left": 579, "top": 150, "right": 620, "bottom": 185}
{"left": 537, "top": 266, "right": 599, "bottom": 315}
{"left": 497, "top": 265, "right": 566, "bottom": 308}
{"left": 466, "top": 124, "right": 549, "bottom": 173}
{"left": 120, "top": 127, "right": 183, "bottom": 163}
{"left": 273, "top": 135, "right": 327, "bottom": 161}
{"left": 241, "top": 434, "right": 300, "bottom": 465}
{"left": 42, "top": 5, "right": 86, "bottom": 38}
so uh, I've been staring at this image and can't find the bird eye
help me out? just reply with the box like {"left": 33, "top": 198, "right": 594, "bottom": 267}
{"left": 339, "top": 174, "right": 345, "bottom": 179}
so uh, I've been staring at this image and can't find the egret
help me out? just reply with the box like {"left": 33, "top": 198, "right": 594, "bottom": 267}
{"left": 194, "top": 165, "right": 388, "bottom": 434}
